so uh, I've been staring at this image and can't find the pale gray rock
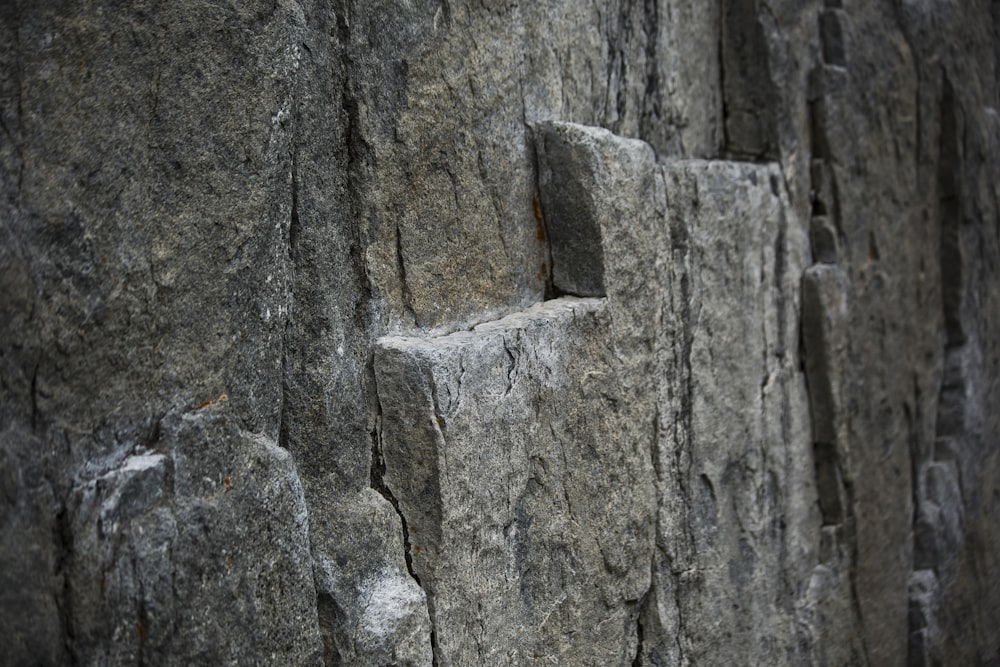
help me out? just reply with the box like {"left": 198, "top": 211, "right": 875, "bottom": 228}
{"left": 376, "top": 297, "right": 655, "bottom": 666}
{"left": 310, "top": 490, "right": 433, "bottom": 667}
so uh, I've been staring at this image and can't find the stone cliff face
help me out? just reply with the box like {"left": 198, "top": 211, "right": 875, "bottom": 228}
{"left": 1, "top": 1, "right": 998, "bottom": 665}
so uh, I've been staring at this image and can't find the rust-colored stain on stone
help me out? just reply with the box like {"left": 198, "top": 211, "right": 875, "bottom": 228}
{"left": 532, "top": 195, "right": 546, "bottom": 241}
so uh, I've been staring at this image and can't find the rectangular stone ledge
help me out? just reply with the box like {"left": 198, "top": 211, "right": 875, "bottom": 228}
{"left": 378, "top": 296, "right": 605, "bottom": 348}
{"left": 373, "top": 293, "right": 655, "bottom": 666}
{"left": 373, "top": 295, "right": 610, "bottom": 526}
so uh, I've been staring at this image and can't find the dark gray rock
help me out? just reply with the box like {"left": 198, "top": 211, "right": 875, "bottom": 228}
{"left": 1, "top": 1, "right": 324, "bottom": 663}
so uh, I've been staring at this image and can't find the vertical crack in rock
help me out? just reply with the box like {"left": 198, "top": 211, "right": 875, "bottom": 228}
{"left": 336, "top": 0, "right": 379, "bottom": 339}
{"left": 371, "top": 356, "right": 447, "bottom": 666}
{"left": 807, "top": 64, "right": 847, "bottom": 251}
{"left": 395, "top": 224, "right": 420, "bottom": 326}
{"left": 369, "top": 364, "right": 440, "bottom": 666}
{"left": 801, "top": 266, "right": 849, "bottom": 527}
{"left": 604, "top": 1, "right": 631, "bottom": 134}
{"left": 937, "top": 73, "right": 963, "bottom": 350}
{"left": 278, "top": 147, "right": 300, "bottom": 454}
{"left": 661, "top": 168, "right": 696, "bottom": 667}
{"left": 671, "top": 218, "right": 697, "bottom": 553}
{"left": 799, "top": 54, "right": 874, "bottom": 662}
{"left": 54, "top": 502, "right": 75, "bottom": 661}
{"left": 369, "top": 376, "right": 422, "bottom": 589}
{"left": 631, "top": 607, "right": 645, "bottom": 667}
{"left": 803, "top": 60, "right": 851, "bottom": 530}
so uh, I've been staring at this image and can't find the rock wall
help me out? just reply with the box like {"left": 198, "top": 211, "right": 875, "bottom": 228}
{"left": 2, "top": 1, "right": 998, "bottom": 665}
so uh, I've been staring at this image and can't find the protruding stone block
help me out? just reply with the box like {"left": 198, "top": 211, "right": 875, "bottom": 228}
{"left": 375, "top": 297, "right": 656, "bottom": 666}
{"left": 532, "top": 121, "right": 656, "bottom": 297}
{"left": 801, "top": 264, "right": 848, "bottom": 445}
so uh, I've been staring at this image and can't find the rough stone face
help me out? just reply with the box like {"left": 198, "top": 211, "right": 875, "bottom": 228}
{"left": 65, "top": 409, "right": 322, "bottom": 664}
{"left": 373, "top": 123, "right": 663, "bottom": 666}
{"left": 646, "top": 159, "right": 822, "bottom": 665}
{"left": 1, "top": 2, "right": 325, "bottom": 663}
{"left": 376, "top": 297, "right": 655, "bottom": 666}
{"left": 2, "top": 1, "right": 999, "bottom": 666}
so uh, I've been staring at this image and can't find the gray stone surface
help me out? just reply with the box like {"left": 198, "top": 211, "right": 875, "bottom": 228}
{"left": 2, "top": 1, "right": 999, "bottom": 665}
{"left": 646, "top": 159, "right": 821, "bottom": 665}
{"left": 376, "top": 297, "right": 655, "bottom": 666}
{"left": 373, "top": 123, "right": 663, "bottom": 665}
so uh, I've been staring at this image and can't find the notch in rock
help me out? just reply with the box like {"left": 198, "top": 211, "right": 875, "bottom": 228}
{"left": 720, "top": 0, "right": 779, "bottom": 160}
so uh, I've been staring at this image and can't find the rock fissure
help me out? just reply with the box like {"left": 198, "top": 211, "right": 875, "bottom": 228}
{"left": 395, "top": 224, "right": 419, "bottom": 326}
{"left": 369, "top": 378, "right": 422, "bottom": 591}
{"left": 278, "top": 148, "right": 299, "bottom": 455}
{"left": 368, "top": 361, "right": 440, "bottom": 666}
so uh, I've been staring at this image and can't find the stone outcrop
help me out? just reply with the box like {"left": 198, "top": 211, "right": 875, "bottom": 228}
{"left": 2, "top": 1, "right": 998, "bottom": 665}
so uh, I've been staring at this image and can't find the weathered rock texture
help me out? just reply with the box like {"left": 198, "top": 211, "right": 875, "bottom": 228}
{"left": 2, "top": 1, "right": 998, "bottom": 665}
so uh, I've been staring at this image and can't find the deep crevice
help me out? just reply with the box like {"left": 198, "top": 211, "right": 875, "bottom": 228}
{"left": 368, "top": 380, "right": 421, "bottom": 587}
{"left": 937, "top": 72, "right": 963, "bottom": 348}
{"left": 528, "top": 131, "right": 557, "bottom": 301}
{"left": 604, "top": 0, "right": 632, "bottom": 135}
{"left": 54, "top": 501, "right": 77, "bottom": 665}
{"left": 336, "top": 0, "right": 378, "bottom": 342}
{"left": 909, "top": 69, "right": 968, "bottom": 666}
{"left": 368, "top": 372, "right": 440, "bottom": 665}
{"left": 278, "top": 147, "right": 300, "bottom": 454}
{"left": 813, "top": 441, "right": 845, "bottom": 525}
{"left": 631, "top": 611, "right": 645, "bottom": 667}
{"left": 807, "top": 70, "right": 846, "bottom": 243}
